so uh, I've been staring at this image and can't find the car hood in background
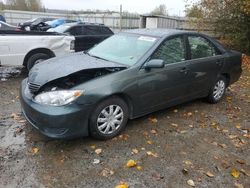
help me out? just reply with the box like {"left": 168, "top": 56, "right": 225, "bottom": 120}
{"left": 28, "top": 52, "right": 126, "bottom": 86}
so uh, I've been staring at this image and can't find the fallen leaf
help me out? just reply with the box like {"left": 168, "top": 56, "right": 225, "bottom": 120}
{"left": 31, "top": 147, "right": 39, "bottom": 154}
{"left": 147, "top": 140, "right": 153, "bottom": 145}
{"left": 132, "top": 148, "right": 139, "bottom": 154}
{"left": 136, "top": 166, "right": 143, "bottom": 170}
{"left": 146, "top": 151, "right": 158, "bottom": 157}
{"left": 218, "top": 143, "right": 227, "bottom": 148}
{"left": 236, "top": 159, "right": 245, "bottom": 164}
{"left": 149, "top": 117, "right": 158, "bottom": 123}
{"left": 18, "top": 120, "right": 26, "bottom": 123}
{"left": 180, "top": 130, "right": 187, "bottom": 134}
{"left": 171, "top": 123, "right": 178, "bottom": 127}
{"left": 182, "top": 168, "right": 188, "bottom": 175}
{"left": 95, "top": 148, "right": 102, "bottom": 155}
{"left": 126, "top": 159, "right": 137, "bottom": 168}
{"left": 100, "top": 168, "right": 114, "bottom": 177}
{"left": 205, "top": 171, "right": 214, "bottom": 177}
{"left": 15, "top": 127, "right": 23, "bottom": 134}
{"left": 222, "top": 129, "right": 229, "bottom": 133}
{"left": 93, "top": 159, "right": 100, "bottom": 164}
{"left": 221, "top": 161, "right": 230, "bottom": 169}
{"left": 240, "top": 169, "right": 250, "bottom": 177}
{"left": 243, "top": 134, "right": 250, "bottom": 138}
{"left": 211, "top": 122, "right": 217, "bottom": 129}
{"left": 183, "top": 160, "right": 193, "bottom": 165}
{"left": 143, "top": 131, "right": 149, "bottom": 137}
{"left": 235, "top": 123, "right": 241, "bottom": 129}
{"left": 150, "top": 129, "right": 157, "bottom": 134}
{"left": 115, "top": 182, "right": 128, "bottom": 188}
{"left": 231, "top": 168, "right": 240, "bottom": 178}
{"left": 119, "top": 134, "right": 130, "bottom": 140}
{"left": 228, "top": 135, "right": 238, "bottom": 139}
{"left": 187, "top": 179, "right": 195, "bottom": 187}
{"left": 10, "top": 113, "right": 19, "bottom": 120}
{"left": 234, "top": 182, "right": 244, "bottom": 188}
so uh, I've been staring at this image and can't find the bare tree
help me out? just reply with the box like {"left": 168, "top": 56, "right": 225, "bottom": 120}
{"left": 0, "top": 0, "right": 4, "bottom": 10}
{"left": 151, "top": 4, "right": 167, "bottom": 16}
{"left": 5, "top": 0, "right": 43, "bottom": 11}
{"left": 26, "top": 0, "right": 42, "bottom": 12}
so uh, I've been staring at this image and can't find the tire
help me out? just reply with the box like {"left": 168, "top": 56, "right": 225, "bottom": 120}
{"left": 26, "top": 53, "right": 50, "bottom": 71}
{"left": 89, "top": 97, "right": 129, "bottom": 140}
{"left": 207, "top": 76, "right": 227, "bottom": 104}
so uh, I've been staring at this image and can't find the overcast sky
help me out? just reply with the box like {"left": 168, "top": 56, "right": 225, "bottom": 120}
{"left": 42, "top": 0, "right": 188, "bottom": 16}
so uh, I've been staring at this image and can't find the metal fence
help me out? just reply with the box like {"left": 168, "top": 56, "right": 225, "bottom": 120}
{"left": 0, "top": 10, "right": 216, "bottom": 36}
{"left": 1, "top": 9, "right": 140, "bottom": 31}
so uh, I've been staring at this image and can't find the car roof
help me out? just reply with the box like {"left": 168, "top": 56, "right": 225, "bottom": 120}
{"left": 61, "top": 22, "right": 105, "bottom": 27}
{"left": 122, "top": 28, "right": 196, "bottom": 38}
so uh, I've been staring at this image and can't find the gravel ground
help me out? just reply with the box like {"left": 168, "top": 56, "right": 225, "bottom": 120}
{"left": 0, "top": 66, "right": 249, "bottom": 188}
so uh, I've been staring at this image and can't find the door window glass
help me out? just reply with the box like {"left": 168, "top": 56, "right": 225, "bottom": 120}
{"left": 188, "top": 36, "right": 218, "bottom": 59}
{"left": 84, "top": 26, "right": 101, "bottom": 35}
{"left": 152, "top": 36, "right": 185, "bottom": 64}
{"left": 68, "top": 26, "right": 82, "bottom": 35}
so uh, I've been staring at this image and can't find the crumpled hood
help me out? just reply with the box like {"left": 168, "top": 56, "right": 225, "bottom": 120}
{"left": 28, "top": 52, "right": 126, "bottom": 86}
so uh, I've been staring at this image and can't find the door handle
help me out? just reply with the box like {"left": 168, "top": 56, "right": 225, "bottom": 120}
{"left": 216, "top": 60, "right": 223, "bottom": 66}
{"left": 179, "top": 67, "right": 189, "bottom": 74}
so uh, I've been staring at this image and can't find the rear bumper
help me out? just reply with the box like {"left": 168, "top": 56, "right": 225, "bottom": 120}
{"left": 20, "top": 79, "right": 91, "bottom": 139}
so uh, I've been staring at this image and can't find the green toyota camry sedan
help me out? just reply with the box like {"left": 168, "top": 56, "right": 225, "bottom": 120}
{"left": 20, "top": 29, "right": 242, "bottom": 140}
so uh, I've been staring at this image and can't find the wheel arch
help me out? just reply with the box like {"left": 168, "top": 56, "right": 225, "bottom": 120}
{"left": 221, "top": 73, "right": 230, "bottom": 87}
{"left": 23, "top": 48, "right": 55, "bottom": 67}
{"left": 93, "top": 93, "right": 134, "bottom": 119}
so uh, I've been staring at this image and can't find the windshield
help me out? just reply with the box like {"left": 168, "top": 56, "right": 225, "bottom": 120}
{"left": 88, "top": 34, "right": 157, "bottom": 66}
{"left": 50, "top": 25, "right": 71, "bottom": 33}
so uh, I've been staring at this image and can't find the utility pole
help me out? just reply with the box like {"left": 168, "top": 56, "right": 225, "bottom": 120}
{"left": 119, "top": 4, "right": 122, "bottom": 31}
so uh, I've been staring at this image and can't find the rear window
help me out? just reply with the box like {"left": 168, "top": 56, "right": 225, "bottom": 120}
{"left": 83, "top": 25, "right": 112, "bottom": 35}
{"left": 101, "top": 27, "right": 113, "bottom": 34}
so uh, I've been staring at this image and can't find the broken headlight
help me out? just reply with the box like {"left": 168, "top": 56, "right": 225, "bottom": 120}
{"left": 33, "top": 90, "right": 83, "bottom": 106}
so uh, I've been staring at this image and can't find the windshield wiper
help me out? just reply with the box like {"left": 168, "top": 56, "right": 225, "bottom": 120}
{"left": 85, "top": 51, "right": 109, "bottom": 61}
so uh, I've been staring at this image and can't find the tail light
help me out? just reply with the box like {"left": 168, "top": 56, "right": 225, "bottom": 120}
{"left": 70, "top": 40, "right": 75, "bottom": 51}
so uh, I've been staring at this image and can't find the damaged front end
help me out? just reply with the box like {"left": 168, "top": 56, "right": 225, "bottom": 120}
{"left": 37, "top": 67, "right": 125, "bottom": 93}
{"left": 28, "top": 67, "right": 126, "bottom": 106}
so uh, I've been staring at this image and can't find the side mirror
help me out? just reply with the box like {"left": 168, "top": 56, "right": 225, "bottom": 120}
{"left": 144, "top": 59, "right": 164, "bottom": 70}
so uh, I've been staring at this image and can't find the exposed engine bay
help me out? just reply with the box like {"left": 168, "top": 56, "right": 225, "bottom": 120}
{"left": 38, "top": 67, "right": 126, "bottom": 93}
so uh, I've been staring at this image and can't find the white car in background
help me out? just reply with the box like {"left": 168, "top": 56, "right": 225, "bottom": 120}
{"left": 0, "top": 32, "right": 75, "bottom": 70}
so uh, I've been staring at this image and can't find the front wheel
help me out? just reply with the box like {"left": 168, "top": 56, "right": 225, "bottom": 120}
{"left": 207, "top": 76, "right": 227, "bottom": 103}
{"left": 26, "top": 53, "right": 50, "bottom": 71}
{"left": 89, "top": 97, "right": 129, "bottom": 140}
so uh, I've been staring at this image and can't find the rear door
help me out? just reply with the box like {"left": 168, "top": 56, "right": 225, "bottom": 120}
{"left": 185, "top": 35, "right": 224, "bottom": 96}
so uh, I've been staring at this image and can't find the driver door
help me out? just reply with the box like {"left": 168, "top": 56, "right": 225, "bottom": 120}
{"left": 136, "top": 35, "right": 191, "bottom": 114}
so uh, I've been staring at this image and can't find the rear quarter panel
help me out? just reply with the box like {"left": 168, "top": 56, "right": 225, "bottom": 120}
{"left": 221, "top": 50, "right": 242, "bottom": 85}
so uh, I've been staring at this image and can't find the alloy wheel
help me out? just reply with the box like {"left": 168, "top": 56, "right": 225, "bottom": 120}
{"left": 97, "top": 105, "right": 124, "bottom": 135}
{"left": 213, "top": 80, "right": 225, "bottom": 101}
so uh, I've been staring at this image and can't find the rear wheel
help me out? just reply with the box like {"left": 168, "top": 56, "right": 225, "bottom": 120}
{"left": 26, "top": 53, "right": 50, "bottom": 71}
{"left": 89, "top": 97, "right": 129, "bottom": 140}
{"left": 207, "top": 76, "right": 227, "bottom": 103}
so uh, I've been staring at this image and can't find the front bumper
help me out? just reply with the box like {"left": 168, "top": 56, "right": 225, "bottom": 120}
{"left": 20, "top": 79, "right": 92, "bottom": 139}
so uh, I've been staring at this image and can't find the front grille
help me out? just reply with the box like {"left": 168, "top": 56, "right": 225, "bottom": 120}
{"left": 28, "top": 82, "right": 41, "bottom": 93}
